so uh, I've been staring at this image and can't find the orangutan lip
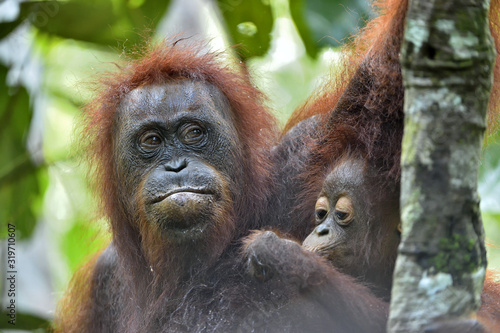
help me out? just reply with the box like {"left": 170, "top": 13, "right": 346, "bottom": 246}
{"left": 152, "top": 188, "right": 214, "bottom": 203}
{"left": 303, "top": 242, "right": 339, "bottom": 254}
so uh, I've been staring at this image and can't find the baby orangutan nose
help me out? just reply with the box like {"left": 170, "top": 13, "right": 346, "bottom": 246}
{"left": 316, "top": 224, "right": 330, "bottom": 236}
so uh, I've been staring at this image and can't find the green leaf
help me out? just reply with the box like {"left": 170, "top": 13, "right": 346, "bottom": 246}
{"left": 301, "top": 0, "right": 372, "bottom": 48}
{"left": 0, "top": 311, "right": 50, "bottom": 330}
{"left": 61, "top": 217, "right": 110, "bottom": 274}
{"left": 2, "top": 0, "right": 171, "bottom": 46}
{"left": 217, "top": 0, "right": 274, "bottom": 58}
{"left": 0, "top": 20, "right": 22, "bottom": 41}
{"left": 290, "top": 0, "right": 319, "bottom": 57}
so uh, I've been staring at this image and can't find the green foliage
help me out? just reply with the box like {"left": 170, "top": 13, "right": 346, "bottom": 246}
{"left": 218, "top": 0, "right": 274, "bottom": 58}
{"left": 483, "top": 212, "right": 500, "bottom": 269}
{"left": 0, "top": 64, "right": 46, "bottom": 240}
{"left": 479, "top": 131, "right": 500, "bottom": 270}
{"left": 217, "top": 0, "right": 371, "bottom": 59}
{"left": 61, "top": 218, "right": 110, "bottom": 273}
{"left": 1, "top": 0, "right": 171, "bottom": 46}
{"left": 301, "top": 0, "right": 372, "bottom": 47}
{"left": 0, "top": 311, "right": 50, "bottom": 331}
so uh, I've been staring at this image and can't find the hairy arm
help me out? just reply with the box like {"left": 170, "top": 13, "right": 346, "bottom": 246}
{"left": 243, "top": 230, "right": 388, "bottom": 333}
{"left": 54, "top": 243, "right": 120, "bottom": 333}
{"left": 266, "top": 116, "right": 322, "bottom": 239}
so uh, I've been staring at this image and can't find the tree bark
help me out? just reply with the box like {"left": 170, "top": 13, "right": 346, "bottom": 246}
{"left": 388, "top": 0, "right": 495, "bottom": 332}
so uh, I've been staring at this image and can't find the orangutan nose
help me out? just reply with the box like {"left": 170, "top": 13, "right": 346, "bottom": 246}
{"left": 164, "top": 158, "right": 188, "bottom": 173}
{"left": 316, "top": 224, "right": 330, "bottom": 236}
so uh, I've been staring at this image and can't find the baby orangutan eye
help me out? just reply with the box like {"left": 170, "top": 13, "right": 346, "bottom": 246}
{"left": 334, "top": 196, "right": 354, "bottom": 225}
{"left": 315, "top": 196, "right": 329, "bottom": 222}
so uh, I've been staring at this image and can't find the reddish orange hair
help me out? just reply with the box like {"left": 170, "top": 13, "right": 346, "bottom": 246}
{"left": 57, "top": 39, "right": 278, "bottom": 332}
{"left": 286, "top": 0, "right": 500, "bottom": 243}
{"left": 80, "top": 39, "right": 277, "bottom": 238}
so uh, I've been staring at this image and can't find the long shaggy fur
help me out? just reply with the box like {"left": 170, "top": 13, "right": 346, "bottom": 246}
{"left": 280, "top": 0, "right": 500, "bottom": 327}
{"left": 285, "top": 0, "right": 500, "bottom": 246}
{"left": 55, "top": 39, "right": 278, "bottom": 332}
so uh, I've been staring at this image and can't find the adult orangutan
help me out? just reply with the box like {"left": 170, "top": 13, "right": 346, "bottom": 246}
{"left": 54, "top": 40, "right": 390, "bottom": 333}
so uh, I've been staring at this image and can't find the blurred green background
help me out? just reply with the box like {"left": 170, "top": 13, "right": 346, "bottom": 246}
{"left": 0, "top": 0, "right": 499, "bottom": 331}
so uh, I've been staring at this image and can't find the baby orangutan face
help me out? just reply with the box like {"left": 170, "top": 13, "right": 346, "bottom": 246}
{"left": 303, "top": 157, "right": 401, "bottom": 299}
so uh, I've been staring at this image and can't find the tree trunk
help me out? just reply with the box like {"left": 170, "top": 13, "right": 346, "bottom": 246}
{"left": 388, "top": 0, "right": 495, "bottom": 332}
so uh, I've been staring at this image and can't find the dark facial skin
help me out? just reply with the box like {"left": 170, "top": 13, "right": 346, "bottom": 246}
{"left": 303, "top": 157, "right": 401, "bottom": 299}
{"left": 113, "top": 80, "right": 244, "bottom": 243}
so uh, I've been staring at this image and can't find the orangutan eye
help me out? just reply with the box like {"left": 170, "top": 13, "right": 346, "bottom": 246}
{"left": 334, "top": 196, "right": 354, "bottom": 225}
{"left": 140, "top": 132, "right": 162, "bottom": 150}
{"left": 179, "top": 124, "right": 205, "bottom": 145}
{"left": 316, "top": 209, "right": 328, "bottom": 220}
{"left": 335, "top": 211, "right": 349, "bottom": 220}
{"left": 315, "top": 196, "right": 329, "bottom": 222}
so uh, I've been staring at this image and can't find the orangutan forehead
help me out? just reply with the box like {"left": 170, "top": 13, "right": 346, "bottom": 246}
{"left": 323, "top": 157, "right": 366, "bottom": 192}
{"left": 117, "top": 80, "right": 232, "bottom": 120}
